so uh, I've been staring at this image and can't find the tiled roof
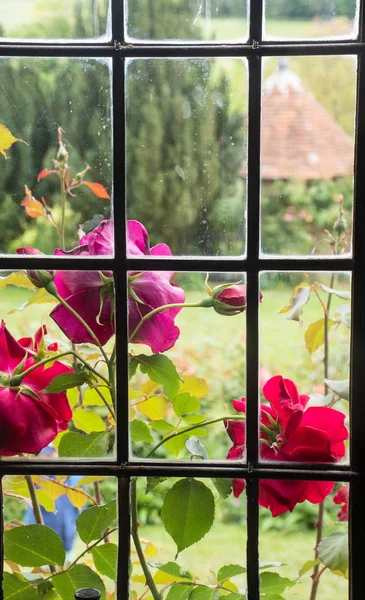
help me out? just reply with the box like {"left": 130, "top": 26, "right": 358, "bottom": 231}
{"left": 240, "top": 63, "right": 354, "bottom": 181}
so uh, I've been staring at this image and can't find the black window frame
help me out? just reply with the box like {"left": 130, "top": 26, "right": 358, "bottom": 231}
{"left": 0, "top": 1, "right": 365, "bottom": 598}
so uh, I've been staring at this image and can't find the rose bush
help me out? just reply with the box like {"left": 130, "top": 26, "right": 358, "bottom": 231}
{"left": 0, "top": 322, "right": 72, "bottom": 456}
{"left": 225, "top": 375, "right": 348, "bottom": 516}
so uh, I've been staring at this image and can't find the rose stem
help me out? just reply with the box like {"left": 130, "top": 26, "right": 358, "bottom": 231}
{"left": 131, "top": 478, "right": 161, "bottom": 600}
{"left": 25, "top": 475, "right": 56, "bottom": 574}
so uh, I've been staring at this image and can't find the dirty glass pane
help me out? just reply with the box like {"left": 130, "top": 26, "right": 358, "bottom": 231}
{"left": 125, "top": 0, "right": 248, "bottom": 43}
{"left": 0, "top": 58, "right": 112, "bottom": 256}
{"left": 126, "top": 58, "right": 247, "bottom": 257}
{"left": 0, "top": 270, "right": 115, "bottom": 460}
{"left": 259, "top": 272, "right": 350, "bottom": 465}
{"left": 3, "top": 475, "right": 117, "bottom": 597}
{"left": 0, "top": 0, "right": 110, "bottom": 41}
{"left": 259, "top": 480, "right": 349, "bottom": 598}
{"left": 131, "top": 477, "right": 247, "bottom": 597}
{"left": 128, "top": 271, "right": 246, "bottom": 461}
{"left": 264, "top": 0, "right": 358, "bottom": 39}
{"left": 260, "top": 56, "right": 356, "bottom": 257}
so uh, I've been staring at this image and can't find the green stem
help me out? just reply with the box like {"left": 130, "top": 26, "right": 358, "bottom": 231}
{"left": 25, "top": 475, "right": 56, "bottom": 574}
{"left": 93, "top": 385, "right": 116, "bottom": 421}
{"left": 129, "top": 301, "right": 210, "bottom": 343}
{"left": 131, "top": 478, "right": 161, "bottom": 600}
{"left": 53, "top": 292, "right": 109, "bottom": 363}
{"left": 309, "top": 502, "right": 325, "bottom": 600}
{"left": 59, "top": 170, "right": 67, "bottom": 251}
{"left": 146, "top": 415, "right": 245, "bottom": 458}
{"left": 65, "top": 527, "right": 118, "bottom": 572}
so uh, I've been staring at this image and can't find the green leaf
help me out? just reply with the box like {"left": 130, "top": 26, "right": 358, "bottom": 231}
{"left": 212, "top": 479, "right": 232, "bottom": 499}
{"left": 155, "top": 562, "right": 193, "bottom": 580}
{"left": 92, "top": 543, "right": 118, "bottom": 580}
{"left": 174, "top": 393, "right": 200, "bottom": 417}
{"left": 72, "top": 408, "right": 106, "bottom": 433}
{"left": 185, "top": 436, "right": 208, "bottom": 459}
{"left": 130, "top": 419, "right": 154, "bottom": 443}
{"left": 53, "top": 565, "right": 106, "bottom": 600}
{"left": 182, "top": 414, "right": 207, "bottom": 424}
{"left": 146, "top": 477, "right": 167, "bottom": 494}
{"left": 76, "top": 501, "right": 117, "bottom": 544}
{"left": 217, "top": 564, "right": 246, "bottom": 583}
{"left": 323, "top": 379, "right": 349, "bottom": 401}
{"left": 318, "top": 530, "right": 349, "bottom": 577}
{"left": 58, "top": 431, "right": 108, "bottom": 458}
{"left": 165, "top": 584, "right": 192, "bottom": 600}
{"left": 138, "top": 353, "right": 180, "bottom": 400}
{"left": 161, "top": 478, "right": 215, "bottom": 556}
{"left": 305, "top": 318, "right": 336, "bottom": 353}
{"left": 149, "top": 419, "right": 175, "bottom": 432}
{"left": 298, "top": 559, "right": 320, "bottom": 578}
{"left": 318, "top": 284, "right": 351, "bottom": 299}
{"left": 260, "top": 572, "right": 295, "bottom": 596}
{"left": 220, "top": 594, "right": 244, "bottom": 600}
{"left": 163, "top": 434, "right": 189, "bottom": 457}
{"left": 4, "top": 525, "right": 65, "bottom": 567}
{"left": 42, "top": 372, "right": 88, "bottom": 393}
{"left": 83, "top": 387, "right": 111, "bottom": 407}
{"left": 129, "top": 356, "right": 139, "bottom": 379}
{"left": 189, "top": 587, "right": 222, "bottom": 599}
{"left": 3, "top": 573, "right": 37, "bottom": 599}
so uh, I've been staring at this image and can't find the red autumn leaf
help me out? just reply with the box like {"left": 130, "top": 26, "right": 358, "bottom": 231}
{"left": 37, "top": 169, "right": 57, "bottom": 182}
{"left": 83, "top": 181, "right": 110, "bottom": 199}
{"left": 21, "top": 185, "right": 45, "bottom": 218}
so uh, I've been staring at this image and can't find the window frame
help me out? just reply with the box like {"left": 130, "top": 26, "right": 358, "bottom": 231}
{"left": 0, "top": 1, "right": 365, "bottom": 598}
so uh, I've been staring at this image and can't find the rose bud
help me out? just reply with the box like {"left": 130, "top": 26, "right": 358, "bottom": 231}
{"left": 213, "top": 284, "right": 247, "bottom": 316}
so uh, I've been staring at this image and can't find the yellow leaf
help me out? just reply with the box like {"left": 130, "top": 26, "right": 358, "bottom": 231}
{"left": 141, "top": 540, "right": 158, "bottom": 557}
{"left": 0, "top": 123, "right": 26, "bottom": 158}
{"left": 142, "top": 379, "right": 159, "bottom": 395}
{"left": 130, "top": 406, "right": 136, "bottom": 420}
{"left": 83, "top": 387, "right": 111, "bottom": 407}
{"left": 76, "top": 476, "right": 108, "bottom": 486}
{"left": 64, "top": 487, "right": 88, "bottom": 510}
{"left": 221, "top": 580, "right": 238, "bottom": 593}
{"left": 0, "top": 271, "right": 35, "bottom": 291}
{"left": 138, "top": 395, "right": 169, "bottom": 420}
{"left": 36, "top": 489, "right": 56, "bottom": 513}
{"left": 179, "top": 375, "right": 209, "bottom": 398}
{"left": 52, "top": 430, "right": 67, "bottom": 450}
{"left": 305, "top": 318, "right": 336, "bottom": 353}
{"left": 67, "top": 388, "right": 80, "bottom": 408}
{"left": 72, "top": 407, "right": 106, "bottom": 433}
{"left": 131, "top": 575, "right": 146, "bottom": 584}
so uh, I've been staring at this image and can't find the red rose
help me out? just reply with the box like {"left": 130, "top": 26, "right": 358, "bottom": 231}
{"left": 0, "top": 322, "right": 72, "bottom": 456}
{"left": 225, "top": 375, "right": 348, "bottom": 516}
{"left": 333, "top": 484, "right": 349, "bottom": 521}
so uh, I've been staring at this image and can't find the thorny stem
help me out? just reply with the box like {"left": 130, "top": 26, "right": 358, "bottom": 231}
{"left": 146, "top": 415, "right": 246, "bottom": 458}
{"left": 93, "top": 386, "right": 116, "bottom": 421}
{"left": 25, "top": 475, "right": 56, "bottom": 574}
{"left": 131, "top": 478, "right": 161, "bottom": 600}
{"left": 309, "top": 502, "right": 325, "bottom": 600}
{"left": 66, "top": 527, "right": 118, "bottom": 572}
{"left": 59, "top": 169, "right": 67, "bottom": 251}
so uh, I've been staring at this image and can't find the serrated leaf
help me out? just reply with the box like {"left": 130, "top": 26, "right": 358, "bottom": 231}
{"left": 279, "top": 284, "right": 311, "bottom": 321}
{"left": 83, "top": 181, "right": 110, "bottom": 199}
{"left": 217, "top": 564, "right": 246, "bottom": 583}
{"left": 138, "top": 354, "right": 180, "bottom": 400}
{"left": 129, "top": 357, "right": 139, "bottom": 380}
{"left": 318, "top": 284, "right": 350, "bottom": 299}
{"left": 53, "top": 565, "right": 106, "bottom": 599}
{"left": 76, "top": 501, "right": 117, "bottom": 544}
{"left": 84, "top": 387, "right": 111, "bottom": 407}
{"left": 130, "top": 419, "right": 154, "bottom": 443}
{"left": 138, "top": 394, "right": 169, "bottom": 420}
{"left": 161, "top": 478, "right": 215, "bottom": 556}
{"left": 42, "top": 372, "right": 89, "bottom": 393}
{"left": 298, "top": 559, "right": 320, "bottom": 578}
{"left": 149, "top": 420, "right": 175, "bottom": 432}
{"left": 146, "top": 477, "right": 167, "bottom": 494}
{"left": 7, "top": 288, "right": 56, "bottom": 314}
{"left": 3, "top": 572, "right": 37, "bottom": 599}
{"left": 260, "top": 572, "right": 295, "bottom": 595}
{"left": 4, "top": 525, "right": 65, "bottom": 567}
{"left": 153, "top": 561, "right": 193, "bottom": 584}
{"left": 58, "top": 431, "right": 108, "bottom": 458}
{"left": 318, "top": 531, "right": 348, "bottom": 577}
{"left": 92, "top": 543, "right": 117, "bottom": 580}
{"left": 305, "top": 318, "right": 336, "bottom": 353}
{"left": 0, "top": 271, "right": 35, "bottom": 291}
{"left": 72, "top": 408, "right": 106, "bottom": 433}
{"left": 174, "top": 393, "right": 200, "bottom": 417}
{"left": 181, "top": 414, "right": 207, "bottom": 424}
{"left": 212, "top": 479, "right": 232, "bottom": 499}
{"left": 165, "top": 584, "right": 192, "bottom": 600}
{"left": 0, "top": 124, "right": 25, "bottom": 158}
{"left": 66, "top": 388, "right": 80, "bottom": 408}
{"left": 178, "top": 375, "right": 209, "bottom": 398}
{"left": 185, "top": 436, "right": 208, "bottom": 459}
{"left": 323, "top": 379, "right": 349, "bottom": 401}
{"left": 189, "top": 587, "right": 222, "bottom": 600}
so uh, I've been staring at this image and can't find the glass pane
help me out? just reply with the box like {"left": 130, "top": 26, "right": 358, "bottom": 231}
{"left": 128, "top": 270, "right": 246, "bottom": 461}
{"left": 0, "top": 0, "right": 110, "bottom": 41}
{"left": 131, "top": 477, "right": 247, "bottom": 597}
{"left": 126, "top": 58, "right": 247, "bottom": 257}
{"left": 264, "top": 0, "right": 358, "bottom": 39}
{"left": 260, "top": 56, "right": 356, "bottom": 257}
{"left": 3, "top": 475, "right": 117, "bottom": 597}
{"left": 0, "top": 58, "right": 112, "bottom": 256}
{"left": 259, "top": 272, "right": 350, "bottom": 465}
{"left": 259, "top": 480, "right": 349, "bottom": 599}
{"left": 125, "top": 0, "right": 248, "bottom": 43}
{"left": 0, "top": 270, "right": 115, "bottom": 460}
